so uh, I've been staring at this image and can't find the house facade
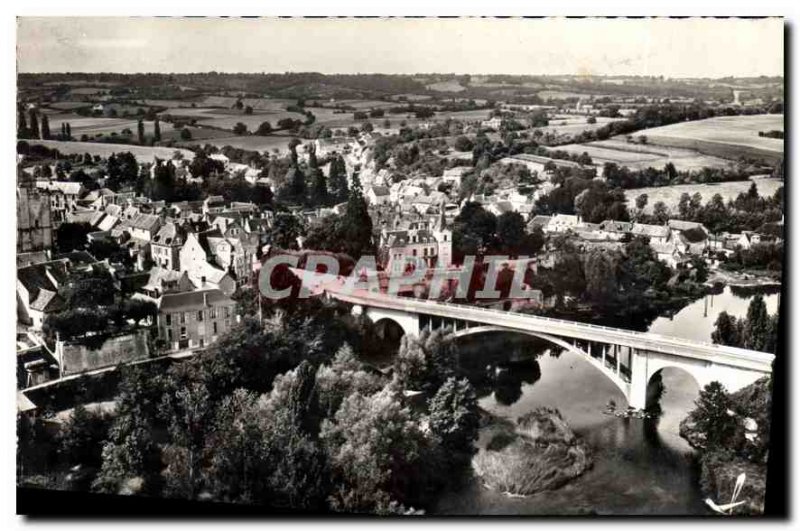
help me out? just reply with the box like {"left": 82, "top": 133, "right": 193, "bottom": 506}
{"left": 156, "top": 289, "right": 237, "bottom": 352}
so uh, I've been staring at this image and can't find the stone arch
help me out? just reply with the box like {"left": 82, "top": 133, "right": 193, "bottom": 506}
{"left": 454, "top": 325, "right": 631, "bottom": 400}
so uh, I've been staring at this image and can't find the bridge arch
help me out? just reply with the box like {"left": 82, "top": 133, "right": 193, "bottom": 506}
{"left": 644, "top": 365, "right": 701, "bottom": 411}
{"left": 454, "top": 325, "right": 631, "bottom": 400}
{"left": 372, "top": 317, "right": 407, "bottom": 350}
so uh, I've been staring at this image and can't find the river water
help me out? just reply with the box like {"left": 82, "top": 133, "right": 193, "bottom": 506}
{"left": 433, "top": 286, "right": 780, "bottom": 515}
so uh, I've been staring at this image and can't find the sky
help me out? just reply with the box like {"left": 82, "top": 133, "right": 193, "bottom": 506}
{"left": 16, "top": 17, "right": 784, "bottom": 78}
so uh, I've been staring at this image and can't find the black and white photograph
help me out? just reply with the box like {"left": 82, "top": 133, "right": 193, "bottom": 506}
{"left": 12, "top": 13, "right": 788, "bottom": 518}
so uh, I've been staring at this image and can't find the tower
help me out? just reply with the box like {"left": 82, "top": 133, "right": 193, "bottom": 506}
{"left": 432, "top": 202, "right": 452, "bottom": 268}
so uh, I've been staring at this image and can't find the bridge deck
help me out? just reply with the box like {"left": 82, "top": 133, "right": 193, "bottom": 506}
{"left": 325, "top": 287, "right": 774, "bottom": 373}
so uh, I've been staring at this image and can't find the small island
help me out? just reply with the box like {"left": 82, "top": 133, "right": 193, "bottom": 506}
{"left": 473, "top": 407, "right": 592, "bottom": 496}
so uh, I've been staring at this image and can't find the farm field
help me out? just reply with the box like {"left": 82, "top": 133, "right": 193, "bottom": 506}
{"left": 551, "top": 139, "right": 734, "bottom": 172}
{"left": 46, "top": 101, "right": 92, "bottom": 111}
{"left": 635, "top": 114, "right": 784, "bottom": 163}
{"left": 426, "top": 80, "right": 466, "bottom": 92}
{"left": 535, "top": 118, "right": 625, "bottom": 137}
{"left": 319, "top": 99, "right": 395, "bottom": 110}
{"left": 624, "top": 176, "right": 783, "bottom": 214}
{"left": 157, "top": 107, "right": 306, "bottom": 132}
{"left": 198, "top": 96, "right": 297, "bottom": 111}
{"left": 189, "top": 134, "right": 309, "bottom": 154}
{"left": 21, "top": 139, "right": 195, "bottom": 162}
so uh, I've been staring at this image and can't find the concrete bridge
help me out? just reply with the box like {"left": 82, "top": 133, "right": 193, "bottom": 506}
{"left": 324, "top": 288, "right": 774, "bottom": 410}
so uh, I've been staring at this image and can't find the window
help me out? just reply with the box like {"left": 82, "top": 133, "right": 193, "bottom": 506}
{"left": 165, "top": 314, "right": 172, "bottom": 326}
{"left": 167, "top": 329, "right": 172, "bottom": 341}
{"left": 197, "top": 310, "right": 204, "bottom": 322}
{"left": 180, "top": 327, "right": 187, "bottom": 339}
{"left": 224, "top": 307, "right": 230, "bottom": 318}
{"left": 179, "top": 313, "right": 186, "bottom": 325}
{"left": 209, "top": 307, "right": 217, "bottom": 319}
{"left": 213, "top": 322, "right": 218, "bottom": 335}
{"left": 199, "top": 339, "right": 205, "bottom": 348}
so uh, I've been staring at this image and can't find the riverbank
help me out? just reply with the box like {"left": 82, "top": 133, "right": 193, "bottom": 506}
{"left": 472, "top": 407, "right": 592, "bottom": 496}
{"left": 706, "top": 268, "right": 782, "bottom": 289}
{"left": 679, "top": 377, "right": 771, "bottom": 515}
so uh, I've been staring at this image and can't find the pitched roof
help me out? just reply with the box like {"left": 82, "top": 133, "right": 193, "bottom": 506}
{"left": 158, "top": 288, "right": 234, "bottom": 312}
{"left": 129, "top": 213, "right": 161, "bottom": 232}
{"left": 144, "top": 267, "right": 189, "bottom": 291}
{"left": 36, "top": 181, "right": 84, "bottom": 196}
{"left": 668, "top": 219, "right": 707, "bottom": 233}
{"left": 17, "top": 251, "right": 50, "bottom": 268}
{"left": 630, "top": 223, "right": 670, "bottom": 239}
{"left": 152, "top": 222, "right": 186, "bottom": 246}
{"left": 97, "top": 215, "right": 119, "bottom": 232}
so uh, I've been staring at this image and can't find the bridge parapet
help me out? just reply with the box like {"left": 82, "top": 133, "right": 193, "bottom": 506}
{"left": 326, "top": 289, "right": 774, "bottom": 375}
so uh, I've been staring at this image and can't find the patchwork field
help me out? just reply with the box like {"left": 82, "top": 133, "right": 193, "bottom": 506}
{"left": 189, "top": 134, "right": 309, "bottom": 154}
{"left": 21, "top": 140, "right": 195, "bottom": 162}
{"left": 551, "top": 139, "right": 734, "bottom": 172}
{"left": 198, "top": 96, "right": 297, "bottom": 111}
{"left": 319, "top": 99, "right": 395, "bottom": 110}
{"left": 158, "top": 107, "right": 306, "bottom": 132}
{"left": 46, "top": 101, "right": 92, "bottom": 111}
{"left": 636, "top": 114, "right": 784, "bottom": 163}
{"left": 426, "top": 80, "right": 466, "bottom": 92}
{"left": 534, "top": 116, "right": 626, "bottom": 137}
{"left": 624, "top": 176, "right": 783, "bottom": 214}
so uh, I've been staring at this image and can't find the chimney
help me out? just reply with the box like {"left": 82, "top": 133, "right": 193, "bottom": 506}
{"left": 203, "top": 291, "right": 208, "bottom": 307}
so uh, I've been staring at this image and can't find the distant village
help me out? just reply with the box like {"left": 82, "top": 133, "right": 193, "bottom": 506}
{"left": 15, "top": 78, "right": 785, "bottom": 404}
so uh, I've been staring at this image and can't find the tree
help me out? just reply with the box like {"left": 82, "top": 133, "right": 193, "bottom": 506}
{"left": 652, "top": 201, "right": 669, "bottom": 223}
{"left": 161, "top": 382, "right": 214, "bottom": 499}
{"left": 451, "top": 202, "right": 497, "bottom": 261}
{"left": 427, "top": 377, "right": 479, "bottom": 459}
{"left": 255, "top": 121, "right": 272, "bottom": 136}
{"left": 691, "top": 381, "right": 738, "bottom": 450}
{"left": 28, "top": 109, "right": 40, "bottom": 139}
{"left": 635, "top": 193, "right": 648, "bottom": 212}
{"left": 310, "top": 168, "right": 329, "bottom": 207}
{"left": 244, "top": 105, "right": 253, "bottom": 115}
{"left": 58, "top": 404, "right": 111, "bottom": 469}
{"left": 586, "top": 116, "right": 597, "bottom": 124}
{"left": 180, "top": 127, "right": 192, "bottom": 140}
{"left": 495, "top": 211, "right": 526, "bottom": 256}
{"left": 327, "top": 155, "right": 349, "bottom": 204}
{"left": 454, "top": 135, "right": 473, "bottom": 152}
{"left": 63, "top": 268, "right": 117, "bottom": 309}
{"left": 321, "top": 386, "right": 426, "bottom": 513}
{"left": 17, "top": 107, "right": 27, "bottom": 136}
{"left": 583, "top": 248, "right": 619, "bottom": 302}
{"left": 55, "top": 222, "right": 93, "bottom": 253}
{"left": 339, "top": 173, "right": 373, "bottom": 258}
{"left": 92, "top": 366, "right": 165, "bottom": 494}
{"left": 40, "top": 114, "right": 51, "bottom": 140}
{"left": 270, "top": 213, "right": 304, "bottom": 250}
{"left": 393, "top": 329, "right": 457, "bottom": 394}
{"left": 137, "top": 119, "right": 145, "bottom": 144}
{"left": 233, "top": 122, "right": 248, "bottom": 136}
{"left": 712, "top": 311, "right": 742, "bottom": 347}
{"left": 743, "top": 295, "right": 772, "bottom": 352}
{"left": 153, "top": 118, "right": 161, "bottom": 142}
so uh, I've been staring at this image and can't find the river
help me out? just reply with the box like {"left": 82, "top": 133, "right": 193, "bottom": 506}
{"left": 433, "top": 286, "right": 780, "bottom": 515}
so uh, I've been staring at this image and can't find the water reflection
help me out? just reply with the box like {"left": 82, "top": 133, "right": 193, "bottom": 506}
{"left": 648, "top": 286, "right": 780, "bottom": 343}
{"left": 439, "top": 333, "right": 706, "bottom": 515}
